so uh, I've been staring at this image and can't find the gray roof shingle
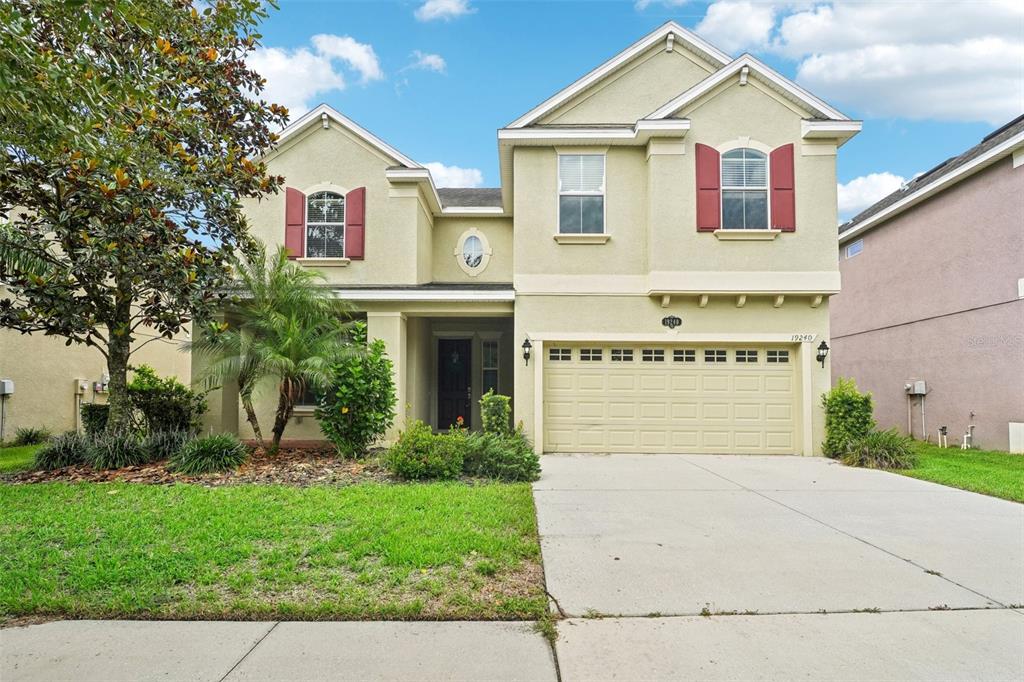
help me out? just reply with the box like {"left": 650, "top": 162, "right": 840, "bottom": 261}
{"left": 436, "top": 188, "right": 503, "bottom": 208}
{"left": 839, "top": 114, "right": 1024, "bottom": 235}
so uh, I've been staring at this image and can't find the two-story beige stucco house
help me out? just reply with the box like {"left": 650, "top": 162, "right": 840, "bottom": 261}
{"left": 205, "top": 22, "right": 861, "bottom": 456}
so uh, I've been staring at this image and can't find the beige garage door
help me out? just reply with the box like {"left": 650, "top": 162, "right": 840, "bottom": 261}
{"left": 543, "top": 344, "right": 798, "bottom": 454}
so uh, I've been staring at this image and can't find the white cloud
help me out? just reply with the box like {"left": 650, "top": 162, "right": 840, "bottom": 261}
{"left": 425, "top": 162, "right": 483, "bottom": 188}
{"left": 695, "top": 1, "right": 775, "bottom": 54}
{"left": 406, "top": 51, "right": 447, "bottom": 74}
{"left": 311, "top": 34, "right": 383, "bottom": 84}
{"left": 247, "top": 47, "right": 345, "bottom": 118}
{"left": 693, "top": 1, "right": 1024, "bottom": 124}
{"left": 837, "top": 172, "right": 906, "bottom": 219}
{"left": 248, "top": 35, "right": 382, "bottom": 118}
{"left": 415, "top": 0, "right": 474, "bottom": 22}
{"left": 635, "top": 0, "right": 689, "bottom": 9}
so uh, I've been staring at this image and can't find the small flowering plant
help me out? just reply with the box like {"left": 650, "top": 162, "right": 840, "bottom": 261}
{"left": 455, "top": 415, "right": 465, "bottom": 429}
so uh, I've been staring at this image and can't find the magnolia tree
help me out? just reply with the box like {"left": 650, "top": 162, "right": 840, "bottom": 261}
{"left": 0, "top": 0, "right": 287, "bottom": 432}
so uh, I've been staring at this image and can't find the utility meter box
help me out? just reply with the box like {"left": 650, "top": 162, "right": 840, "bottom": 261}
{"left": 0, "top": 379, "right": 13, "bottom": 395}
{"left": 905, "top": 380, "right": 927, "bottom": 395}
{"left": 75, "top": 379, "right": 88, "bottom": 395}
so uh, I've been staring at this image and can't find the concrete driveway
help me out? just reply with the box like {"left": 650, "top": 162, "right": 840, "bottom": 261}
{"left": 535, "top": 454, "right": 1024, "bottom": 680}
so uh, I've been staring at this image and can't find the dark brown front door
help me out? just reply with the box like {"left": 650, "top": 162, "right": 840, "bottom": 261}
{"left": 438, "top": 338, "right": 472, "bottom": 429}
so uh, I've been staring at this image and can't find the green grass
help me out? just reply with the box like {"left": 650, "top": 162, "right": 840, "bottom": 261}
{"left": 0, "top": 444, "right": 40, "bottom": 474}
{"left": 0, "top": 482, "right": 546, "bottom": 622}
{"left": 899, "top": 443, "right": 1024, "bottom": 503}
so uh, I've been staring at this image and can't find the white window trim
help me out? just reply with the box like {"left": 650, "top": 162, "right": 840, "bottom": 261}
{"left": 453, "top": 227, "right": 492, "bottom": 277}
{"left": 557, "top": 153, "right": 607, "bottom": 236}
{"left": 845, "top": 239, "right": 864, "bottom": 259}
{"left": 720, "top": 147, "right": 770, "bottom": 231}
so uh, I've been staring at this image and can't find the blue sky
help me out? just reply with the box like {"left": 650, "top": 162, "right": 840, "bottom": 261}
{"left": 252, "top": 1, "right": 1023, "bottom": 219}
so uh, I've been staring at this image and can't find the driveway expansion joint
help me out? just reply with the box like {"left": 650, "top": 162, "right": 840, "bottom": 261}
{"left": 218, "top": 621, "right": 279, "bottom": 682}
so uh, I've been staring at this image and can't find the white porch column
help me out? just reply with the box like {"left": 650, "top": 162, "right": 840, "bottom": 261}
{"left": 367, "top": 312, "right": 407, "bottom": 441}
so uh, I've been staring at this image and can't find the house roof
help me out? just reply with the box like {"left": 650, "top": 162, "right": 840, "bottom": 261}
{"left": 505, "top": 21, "right": 731, "bottom": 129}
{"left": 437, "top": 188, "right": 504, "bottom": 208}
{"left": 839, "top": 114, "right": 1024, "bottom": 242}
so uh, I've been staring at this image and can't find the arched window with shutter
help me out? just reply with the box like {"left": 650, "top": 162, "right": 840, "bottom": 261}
{"left": 305, "top": 191, "right": 345, "bottom": 258}
{"left": 721, "top": 148, "right": 768, "bottom": 230}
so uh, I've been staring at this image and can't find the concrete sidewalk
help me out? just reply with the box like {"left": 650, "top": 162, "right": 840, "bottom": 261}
{"left": 1, "top": 620, "right": 557, "bottom": 682}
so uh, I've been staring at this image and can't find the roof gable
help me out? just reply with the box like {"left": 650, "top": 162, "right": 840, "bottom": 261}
{"left": 647, "top": 54, "right": 849, "bottom": 122}
{"left": 507, "top": 22, "right": 730, "bottom": 129}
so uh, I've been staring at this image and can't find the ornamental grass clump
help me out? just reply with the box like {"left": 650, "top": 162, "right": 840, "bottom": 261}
{"left": 12, "top": 426, "right": 50, "bottom": 446}
{"left": 842, "top": 429, "right": 917, "bottom": 470}
{"left": 86, "top": 432, "right": 150, "bottom": 469}
{"left": 34, "top": 432, "right": 90, "bottom": 470}
{"left": 170, "top": 434, "right": 248, "bottom": 475}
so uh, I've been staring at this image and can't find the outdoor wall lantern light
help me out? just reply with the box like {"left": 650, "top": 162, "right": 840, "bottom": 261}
{"left": 816, "top": 340, "right": 830, "bottom": 368}
{"left": 522, "top": 338, "right": 533, "bottom": 366}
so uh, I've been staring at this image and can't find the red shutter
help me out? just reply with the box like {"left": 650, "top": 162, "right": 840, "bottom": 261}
{"left": 695, "top": 143, "right": 720, "bottom": 232}
{"left": 284, "top": 187, "right": 305, "bottom": 258}
{"left": 770, "top": 143, "right": 795, "bottom": 231}
{"left": 345, "top": 187, "right": 366, "bottom": 260}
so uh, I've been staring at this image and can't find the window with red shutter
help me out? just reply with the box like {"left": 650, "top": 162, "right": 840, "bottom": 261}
{"left": 345, "top": 187, "right": 366, "bottom": 260}
{"left": 770, "top": 143, "right": 795, "bottom": 231}
{"left": 284, "top": 187, "right": 305, "bottom": 258}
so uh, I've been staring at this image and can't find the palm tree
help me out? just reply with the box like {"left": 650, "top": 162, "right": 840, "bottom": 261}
{"left": 190, "top": 244, "right": 353, "bottom": 453}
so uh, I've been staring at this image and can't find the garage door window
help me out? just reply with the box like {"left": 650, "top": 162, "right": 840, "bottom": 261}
{"left": 611, "top": 348, "right": 634, "bottom": 362}
{"left": 736, "top": 350, "right": 759, "bottom": 363}
{"left": 673, "top": 349, "right": 696, "bottom": 363}
{"left": 767, "top": 349, "right": 790, "bottom": 363}
{"left": 642, "top": 349, "right": 665, "bottom": 362}
{"left": 705, "top": 349, "right": 727, "bottom": 363}
{"left": 580, "top": 348, "right": 603, "bottom": 361}
{"left": 549, "top": 348, "right": 571, "bottom": 361}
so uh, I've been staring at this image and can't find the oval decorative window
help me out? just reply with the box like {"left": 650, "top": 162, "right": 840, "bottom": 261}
{"left": 454, "top": 228, "right": 492, "bottom": 276}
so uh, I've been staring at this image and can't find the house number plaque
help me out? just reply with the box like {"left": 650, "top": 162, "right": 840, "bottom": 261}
{"left": 662, "top": 316, "right": 682, "bottom": 329}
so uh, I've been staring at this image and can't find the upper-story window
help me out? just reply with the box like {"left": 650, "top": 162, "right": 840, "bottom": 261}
{"left": 721, "top": 148, "right": 768, "bottom": 230}
{"left": 306, "top": 191, "right": 345, "bottom": 258}
{"left": 558, "top": 154, "right": 605, "bottom": 234}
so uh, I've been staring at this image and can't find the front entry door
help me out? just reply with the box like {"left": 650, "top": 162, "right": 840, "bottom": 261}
{"left": 438, "top": 338, "right": 472, "bottom": 429}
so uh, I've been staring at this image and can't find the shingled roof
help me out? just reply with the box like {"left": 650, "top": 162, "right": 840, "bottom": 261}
{"left": 839, "top": 114, "right": 1024, "bottom": 236}
{"left": 436, "top": 188, "right": 503, "bottom": 208}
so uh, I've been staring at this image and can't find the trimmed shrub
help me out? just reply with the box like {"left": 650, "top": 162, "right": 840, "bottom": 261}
{"left": 316, "top": 323, "right": 396, "bottom": 458}
{"left": 842, "top": 429, "right": 917, "bottom": 470}
{"left": 386, "top": 420, "right": 463, "bottom": 481}
{"left": 480, "top": 390, "right": 511, "bottom": 435}
{"left": 464, "top": 429, "right": 541, "bottom": 482}
{"left": 144, "top": 430, "right": 193, "bottom": 461}
{"left": 128, "top": 365, "right": 207, "bottom": 434}
{"left": 80, "top": 403, "right": 109, "bottom": 436}
{"left": 13, "top": 426, "right": 51, "bottom": 446}
{"left": 170, "top": 433, "right": 248, "bottom": 474}
{"left": 822, "top": 377, "right": 876, "bottom": 458}
{"left": 86, "top": 432, "right": 150, "bottom": 469}
{"left": 34, "top": 432, "right": 90, "bottom": 470}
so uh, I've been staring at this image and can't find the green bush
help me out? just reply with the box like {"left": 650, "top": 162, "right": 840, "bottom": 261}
{"left": 842, "top": 429, "right": 917, "bottom": 469}
{"left": 316, "top": 322, "right": 396, "bottom": 458}
{"left": 86, "top": 432, "right": 150, "bottom": 469}
{"left": 80, "top": 403, "right": 109, "bottom": 436}
{"left": 464, "top": 429, "right": 541, "bottom": 482}
{"left": 34, "top": 432, "right": 90, "bottom": 470}
{"left": 144, "top": 430, "right": 193, "bottom": 461}
{"left": 13, "top": 426, "right": 51, "bottom": 446}
{"left": 128, "top": 365, "right": 207, "bottom": 434}
{"left": 386, "top": 420, "right": 463, "bottom": 481}
{"left": 821, "top": 377, "right": 876, "bottom": 458}
{"left": 480, "top": 390, "right": 511, "bottom": 435}
{"left": 170, "top": 433, "right": 249, "bottom": 474}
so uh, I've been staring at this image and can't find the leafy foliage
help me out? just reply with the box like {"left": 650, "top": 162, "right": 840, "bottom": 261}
{"left": 86, "top": 432, "right": 150, "bottom": 469}
{"left": 463, "top": 430, "right": 541, "bottom": 482}
{"left": 34, "top": 432, "right": 89, "bottom": 470}
{"left": 386, "top": 420, "right": 463, "bottom": 481}
{"left": 170, "top": 433, "right": 248, "bottom": 474}
{"left": 128, "top": 365, "right": 206, "bottom": 434}
{"left": 0, "top": 0, "right": 287, "bottom": 431}
{"left": 12, "top": 426, "right": 51, "bottom": 446}
{"left": 842, "top": 429, "right": 917, "bottom": 470}
{"left": 316, "top": 322, "right": 396, "bottom": 458}
{"left": 191, "top": 244, "right": 353, "bottom": 452}
{"left": 80, "top": 404, "right": 110, "bottom": 436}
{"left": 822, "top": 377, "right": 876, "bottom": 458}
{"left": 480, "top": 390, "right": 511, "bottom": 435}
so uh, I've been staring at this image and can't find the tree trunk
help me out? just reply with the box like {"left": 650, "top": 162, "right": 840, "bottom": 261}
{"left": 241, "top": 394, "right": 267, "bottom": 453}
{"left": 105, "top": 331, "right": 133, "bottom": 433}
{"left": 269, "top": 386, "right": 294, "bottom": 454}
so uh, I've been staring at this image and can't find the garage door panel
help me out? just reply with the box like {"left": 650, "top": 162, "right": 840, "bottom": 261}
{"left": 544, "top": 344, "right": 798, "bottom": 455}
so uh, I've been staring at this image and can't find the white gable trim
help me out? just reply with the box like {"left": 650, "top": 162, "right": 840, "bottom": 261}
{"left": 506, "top": 22, "right": 730, "bottom": 129}
{"left": 647, "top": 54, "right": 849, "bottom": 122}
{"left": 274, "top": 104, "right": 422, "bottom": 169}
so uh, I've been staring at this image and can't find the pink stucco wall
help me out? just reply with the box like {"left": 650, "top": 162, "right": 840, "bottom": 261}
{"left": 831, "top": 157, "right": 1024, "bottom": 450}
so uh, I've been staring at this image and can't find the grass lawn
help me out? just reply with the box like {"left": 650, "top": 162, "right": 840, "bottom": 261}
{"left": 900, "top": 442, "right": 1024, "bottom": 503}
{"left": 0, "top": 482, "right": 546, "bottom": 622}
{"left": 0, "top": 444, "right": 40, "bottom": 474}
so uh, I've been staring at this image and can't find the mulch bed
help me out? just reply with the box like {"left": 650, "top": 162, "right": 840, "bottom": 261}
{"left": 1, "top": 447, "right": 396, "bottom": 487}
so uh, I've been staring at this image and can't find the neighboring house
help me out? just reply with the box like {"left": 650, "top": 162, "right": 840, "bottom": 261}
{"left": 0, "top": 321, "right": 190, "bottom": 440}
{"left": 206, "top": 22, "right": 861, "bottom": 455}
{"left": 833, "top": 115, "right": 1024, "bottom": 452}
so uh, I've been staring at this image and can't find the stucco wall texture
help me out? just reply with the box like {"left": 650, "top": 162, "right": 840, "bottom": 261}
{"left": 832, "top": 158, "right": 1024, "bottom": 450}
